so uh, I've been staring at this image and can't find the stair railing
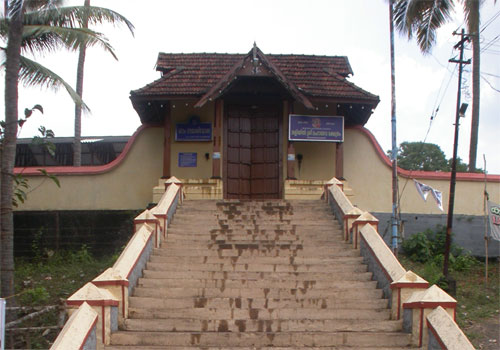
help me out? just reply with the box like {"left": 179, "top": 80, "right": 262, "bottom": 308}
{"left": 51, "top": 177, "right": 183, "bottom": 350}
{"left": 325, "top": 177, "right": 475, "bottom": 350}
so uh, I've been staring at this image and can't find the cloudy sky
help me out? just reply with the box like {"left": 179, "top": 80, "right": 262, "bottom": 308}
{"left": 1, "top": 0, "right": 499, "bottom": 173}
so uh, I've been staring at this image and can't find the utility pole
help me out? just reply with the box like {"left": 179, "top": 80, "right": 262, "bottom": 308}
{"left": 389, "top": 0, "right": 399, "bottom": 255}
{"left": 443, "top": 29, "right": 470, "bottom": 284}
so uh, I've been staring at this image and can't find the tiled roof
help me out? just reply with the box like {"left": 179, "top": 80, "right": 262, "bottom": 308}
{"left": 131, "top": 52, "right": 378, "bottom": 103}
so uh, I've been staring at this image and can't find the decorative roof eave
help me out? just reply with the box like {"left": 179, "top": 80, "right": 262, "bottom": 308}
{"left": 194, "top": 45, "right": 314, "bottom": 110}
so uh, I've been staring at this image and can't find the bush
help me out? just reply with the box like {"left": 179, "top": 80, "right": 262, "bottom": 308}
{"left": 402, "top": 229, "right": 434, "bottom": 262}
{"left": 402, "top": 225, "right": 478, "bottom": 272}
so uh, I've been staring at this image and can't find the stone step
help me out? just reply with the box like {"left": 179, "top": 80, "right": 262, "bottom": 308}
{"left": 165, "top": 234, "right": 304, "bottom": 242}
{"left": 132, "top": 285, "right": 382, "bottom": 299}
{"left": 110, "top": 331, "right": 412, "bottom": 347}
{"left": 141, "top": 269, "right": 369, "bottom": 281}
{"left": 146, "top": 254, "right": 366, "bottom": 266}
{"left": 121, "top": 318, "right": 401, "bottom": 333}
{"left": 160, "top": 242, "right": 349, "bottom": 250}
{"left": 127, "top": 307, "right": 391, "bottom": 321}
{"left": 168, "top": 221, "right": 339, "bottom": 230}
{"left": 145, "top": 261, "right": 364, "bottom": 273}
{"left": 164, "top": 229, "right": 342, "bottom": 238}
{"left": 146, "top": 255, "right": 364, "bottom": 266}
{"left": 129, "top": 296, "right": 388, "bottom": 310}
{"left": 152, "top": 248, "right": 359, "bottom": 258}
{"left": 137, "top": 277, "right": 375, "bottom": 289}
{"left": 106, "top": 346, "right": 415, "bottom": 350}
{"left": 216, "top": 213, "right": 337, "bottom": 219}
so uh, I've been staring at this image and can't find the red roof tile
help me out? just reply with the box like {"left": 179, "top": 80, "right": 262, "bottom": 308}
{"left": 130, "top": 51, "right": 378, "bottom": 104}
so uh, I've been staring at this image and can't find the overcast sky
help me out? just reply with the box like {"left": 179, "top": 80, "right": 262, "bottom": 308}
{"left": 1, "top": 0, "right": 499, "bottom": 173}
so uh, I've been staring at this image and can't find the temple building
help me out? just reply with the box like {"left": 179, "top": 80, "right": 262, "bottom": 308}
{"left": 14, "top": 45, "right": 499, "bottom": 257}
{"left": 129, "top": 45, "right": 379, "bottom": 199}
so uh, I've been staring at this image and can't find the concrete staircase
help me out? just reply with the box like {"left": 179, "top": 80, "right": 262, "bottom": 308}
{"left": 106, "top": 200, "right": 413, "bottom": 349}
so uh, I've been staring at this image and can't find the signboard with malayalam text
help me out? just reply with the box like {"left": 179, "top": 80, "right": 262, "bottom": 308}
{"left": 175, "top": 115, "right": 212, "bottom": 142}
{"left": 288, "top": 114, "right": 344, "bottom": 142}
{"left": 178, "top": 152, "right": 197, "bottom": 167}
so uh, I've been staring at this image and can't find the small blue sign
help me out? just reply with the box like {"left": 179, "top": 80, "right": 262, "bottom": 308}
{"left": 178, "top": 152, "right": 197, "bottom": 167}
{"left": 289, "top": 114, "right": 344, "bottom": 142}
{"left": 176, "top": 115, "right": 212, "bottom": 141}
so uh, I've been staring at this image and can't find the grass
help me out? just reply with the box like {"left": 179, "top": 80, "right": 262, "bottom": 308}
{"left": 8, "top": 246, "right": 118, "bottom": 349}
{"left": 399, "top": 255, "right": 500, "bottom": 344}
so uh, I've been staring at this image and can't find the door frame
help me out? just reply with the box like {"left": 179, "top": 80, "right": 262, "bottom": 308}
{"left": 223, "top": 100, "right": 283, "bottom": 199}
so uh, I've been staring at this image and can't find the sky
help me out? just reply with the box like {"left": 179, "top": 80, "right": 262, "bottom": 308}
{"left": 1, "top": 0, "right": 499, "bottom": 173}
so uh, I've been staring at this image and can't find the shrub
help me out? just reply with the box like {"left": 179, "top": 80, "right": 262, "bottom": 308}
{"left": 402, "top": 225, "right": 478, "bottom": 272}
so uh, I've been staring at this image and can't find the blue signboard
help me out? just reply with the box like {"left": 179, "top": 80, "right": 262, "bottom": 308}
{"left": 175, "top": 116, "right": 212, "bottom": 141}
{"left": 288, "top": 114, "right": 344, "bottom": 142}
{"left": 178, "top": 152, "right": 197, "bottom": 167}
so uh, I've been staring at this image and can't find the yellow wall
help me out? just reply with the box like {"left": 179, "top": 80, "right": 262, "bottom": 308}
{"left": 16, "top": 127, "right": 164, "bottom": 211}
{"left": 287, "top": 102, "right": 339, "bottom": 180}
{"left": 15, "top": 110, "right": 499, "bottom": 216}
{"left": 169, "top": 100, "right": 215, "bottom": 179}
{"left": 344, "top": 128, "right": 500, "bottom": 216}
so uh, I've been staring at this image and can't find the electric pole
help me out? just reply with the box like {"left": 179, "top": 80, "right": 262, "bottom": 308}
{"left": 389, "top": 0, "right": 399, "bottom": 256}
{"left": 443, "top": 29, "right": 470, "bottom": 284}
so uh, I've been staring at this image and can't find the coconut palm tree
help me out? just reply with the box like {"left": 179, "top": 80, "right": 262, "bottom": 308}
{"left": 1, "top": 0, "right": 133, "bottom": 299}
{"left": 393, "top": 0, "right": 490, "bottom": 171}
{"left": 73, "top": 0, "right": 89, "bottom": 167}
{"left": 73, "top": 0, "right": 133, "bottom": 166}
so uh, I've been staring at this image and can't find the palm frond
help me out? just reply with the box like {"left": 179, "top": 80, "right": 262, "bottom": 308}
{"left": 23, "top": 5, "right": 135, "bottom": 35}
{"left": 0, "top": 50, "right": 90, "bottom": 112}
{"left": 461, "top": 0, "right": 481, "bottom": 34}
{"left": 394, "top": 0, "right": 454, "bottom": 53}
{"left": 7, "top": 0, "right": 25, "bottom": 19}
{"left": 22, "top": 25, "right": 117, "bottom": 59}
{"left": 24, "top": 0, "right": 64, "bottom": 12}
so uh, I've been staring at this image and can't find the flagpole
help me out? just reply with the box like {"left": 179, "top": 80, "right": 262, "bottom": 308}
{"left": 483, "top": 154, "right": 488, "bottom": 285}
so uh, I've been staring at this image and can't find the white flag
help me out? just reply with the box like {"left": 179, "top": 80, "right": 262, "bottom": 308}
{"left": 413, "top": 180, "right": 444, "bottom": 211}
{"left": 487, "top": 201, "right": 500, "bottom": 241}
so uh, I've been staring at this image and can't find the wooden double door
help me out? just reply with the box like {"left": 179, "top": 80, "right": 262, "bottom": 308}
{"left": 224, "top": 103, "right": 282, "bottom": 199}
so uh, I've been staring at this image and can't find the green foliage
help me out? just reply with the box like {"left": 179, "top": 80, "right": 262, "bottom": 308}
{"left": 390, "top": 141, "right": 483, "bottom": 173}
{"left": 19, "top": 286, "right": 50, "bottom": 305}
{"left": 13, "top": 173, "right": 29, "bottom": 207}
{"left": 14, "top": 247, "right": 119, "bottom": 349}
{"left": 401, "top": 229, "right": 434, "bottom": 262}
{"left": 448, "top": 156, "right": 469, "bottom": 172}
{"left": 402, "top": 225, "right": 478, "bottom": 273}
{"left": 395, "top": 141, "right": 448, "bottom": 171}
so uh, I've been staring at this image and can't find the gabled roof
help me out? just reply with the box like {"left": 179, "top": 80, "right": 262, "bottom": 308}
{"left": 130, "top": 48, "right": 379, "bottom": 105}
{"left": 194, "top": 45, "right": 313, "bottom": 109}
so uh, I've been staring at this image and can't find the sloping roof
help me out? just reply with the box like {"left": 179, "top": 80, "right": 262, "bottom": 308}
{"left": 194, "top": 45, "right": 313, "bottom": 109}
{"left": 130, "top": 51, "right": 378, "bottom": 104}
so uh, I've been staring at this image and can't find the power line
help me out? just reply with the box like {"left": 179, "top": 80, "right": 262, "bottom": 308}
{"left": 481, "top": 34, "right": 500, "bottom": 52}
{"left": 482, "top": 71, "right": 500, "bottom": 78}
{"left": 482, "top": 75, "right": 500, "bottom": 93}
{"left": 480, "top": 10, "right": 500, "bottom": 33}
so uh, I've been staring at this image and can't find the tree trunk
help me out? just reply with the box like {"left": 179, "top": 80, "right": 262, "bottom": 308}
{"left": 1, "top": 1, "right": 24, "bottom": 300}
{"left": 468, "top": 0, "right": 480, "bottom": 172}
{"left": 73, "top": 0, "right": 90, "bottom": 166}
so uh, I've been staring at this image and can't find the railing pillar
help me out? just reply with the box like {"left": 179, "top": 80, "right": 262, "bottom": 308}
{"left": 134, "top": 209, "right": 162, "bottom": 246}
{"left": 343, "top": 207, "right": 363, "bottom": 242}
{"left": 92, "top": 268, "right": 130, "bottom": 325}
{"left": 390, "top": 270, "right": 429, "bottom": 320}
{"left": 66, "top": 283, "right": 119, "bottom": 347}
{"left": 352, "top": 212, "right": 379, "bottom": 249}
{"left": 402, "top": 285, "right": 457, "bottom": 348}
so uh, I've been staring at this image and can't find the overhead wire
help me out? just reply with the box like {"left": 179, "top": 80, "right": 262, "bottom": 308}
{"left": 396, "top": 40, "right": 465, "bottom": 229}
{"left": 480, "top": 10, "right": 500, "bottom": 33}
